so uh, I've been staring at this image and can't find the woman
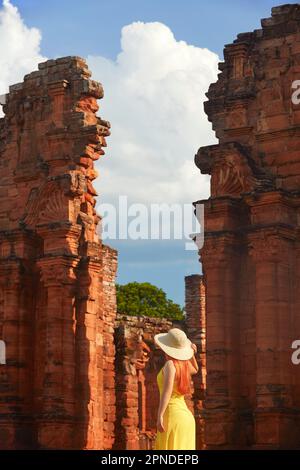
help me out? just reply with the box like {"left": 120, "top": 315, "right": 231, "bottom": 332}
{"left": 154, "top": 328, "right": 198, "bottom": 450}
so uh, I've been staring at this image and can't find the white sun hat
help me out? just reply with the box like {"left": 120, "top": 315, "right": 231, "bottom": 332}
{"left": 154, "top": 328, "right": 194, "bottom": 360}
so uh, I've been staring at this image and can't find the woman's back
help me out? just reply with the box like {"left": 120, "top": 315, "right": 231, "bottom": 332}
{"left": 157, "top": 367, "right": 185, "bottom": 401}
{"left": 155, "top": 364, "right": 195, "bottom": 450}
{"left": 153, "top": 329, "right": 197, "bottom": 450}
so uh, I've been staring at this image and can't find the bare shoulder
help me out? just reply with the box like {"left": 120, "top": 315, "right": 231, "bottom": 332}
{"left": 163, "top": 360, "right": 176, "bottom": 375}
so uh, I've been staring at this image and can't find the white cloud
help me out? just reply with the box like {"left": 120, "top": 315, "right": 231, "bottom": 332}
{"left": 0, "top": 0, "right": 45, "bottom": 97}
{"left": 88, "top": 21, "right": 219, "bottom": 206}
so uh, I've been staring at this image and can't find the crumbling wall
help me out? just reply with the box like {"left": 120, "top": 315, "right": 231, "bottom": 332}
{"left": 195, "top": 5, "right": 300, "bottom": 449}
{"left": 102, "top": 245, "right": 118, "bottom": 449}
{"left": 114, "top": 312, "right": 204, "bottom": 450}
{"left": 0, "top": 57, "right": 117, "bottom": 450}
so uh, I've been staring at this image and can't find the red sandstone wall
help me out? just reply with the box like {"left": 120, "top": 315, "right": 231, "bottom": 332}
{"left": 195, "top": 5, "right": 300, "bottom": 449}
{"left": 113, "top": 309, "right": 207, "bottom": 450}
{"left": 0, "top": 57, "right": 116, "bottom": 449}
{"left": 102, "top": 245, "right": 118, "bottom": 449}
{"left": 114, "top": 315, "right": 173, "bottom": 450}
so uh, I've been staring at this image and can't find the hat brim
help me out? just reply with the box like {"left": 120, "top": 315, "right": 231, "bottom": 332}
{"left": 154, "top": 332, "right": 194, "bottom": 360}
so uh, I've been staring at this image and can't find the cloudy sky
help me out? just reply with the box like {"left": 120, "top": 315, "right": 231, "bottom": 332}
{"left": 0, "top": 0, "right": 287, "bottom": 306}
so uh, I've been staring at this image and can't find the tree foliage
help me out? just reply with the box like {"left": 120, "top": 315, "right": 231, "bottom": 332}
{"left": 116, "top": 282, "right": 184, "bottom": 320}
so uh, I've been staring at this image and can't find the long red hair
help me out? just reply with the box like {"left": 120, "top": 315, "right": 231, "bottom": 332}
{"left": 166, "top": 355, "right": 191, "bottom": 395}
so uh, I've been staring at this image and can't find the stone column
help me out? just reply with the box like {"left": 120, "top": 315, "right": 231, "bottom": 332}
{"left": 293, "top": 242, "right": 300, "bottom": 444}
{"left": 75, "top": 255, "right": 104, "bottom": 450}
{"left": 102, "top": 245, "right": 118, "bottom": 450}
{"left": 35, "top": 255, "right": 79, "bottom": 449}
{"left": 0, "top": 260, "right": 23, "bottom": 448}
{"left": 248, "top": 231, "right": 296, "bottom": 448}
{"left": 185, "top": 274, "right": 206, "bottom": 449}
{"left": 0, "top": 228, "right": 37, "bottom": 449}
{"left": 200, "top": 235, "right": 241, "bottom": 448}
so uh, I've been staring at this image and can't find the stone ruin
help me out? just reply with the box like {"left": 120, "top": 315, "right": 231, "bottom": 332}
{"left": 0, "top": 56, "right": 204, "bottom": 449}
{"left": 0, "top": 56, "right": 118, "bottom": 449}
{"left": 195, "top": 4, "right": 300, "bottom": 449}
{"left": 3, "top": 4, "right": 300, "bottom": 451}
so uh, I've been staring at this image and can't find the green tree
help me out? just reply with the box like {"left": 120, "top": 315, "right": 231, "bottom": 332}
{"left": 116, "top": 282, "right": 184, "bottom": 320}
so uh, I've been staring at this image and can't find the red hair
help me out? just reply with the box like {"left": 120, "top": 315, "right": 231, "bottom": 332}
{"left": 166, "top": 356, "right": 191, "bottom": 395}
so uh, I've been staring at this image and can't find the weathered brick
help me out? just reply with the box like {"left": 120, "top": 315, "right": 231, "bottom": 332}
{"left": 0, "top": 56, "right": 117, "bottom": 450}
{"left": 195, "top": 4, "right": 300, "bottom": 449}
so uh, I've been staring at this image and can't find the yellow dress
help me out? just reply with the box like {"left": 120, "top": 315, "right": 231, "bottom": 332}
{"left": 154, "top": 367, "right": 196, "bottom": 450}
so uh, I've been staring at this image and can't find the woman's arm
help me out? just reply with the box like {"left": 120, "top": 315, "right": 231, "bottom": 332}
{"left": 189, "top": 343, "right": 199, "bottom": 375}
{"left": 156, "top": 360, "right": 176, "bottom": 432}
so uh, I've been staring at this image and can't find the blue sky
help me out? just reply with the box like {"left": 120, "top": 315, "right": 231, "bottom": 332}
{"left": 3, "top": 0, "right": 293, "bottom": 307}
{"left": 14, "top": 0, "right": 283, "bottom": 60}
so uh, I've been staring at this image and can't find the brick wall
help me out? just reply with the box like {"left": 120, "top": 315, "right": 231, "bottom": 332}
{"left": 0, "top": 56, "right": 116, "bottom": 449}
{"left": 102, "top": 245, "right": 118, "bottom": 449}
{"left": 194, "top": 4, "right": 300, "bottom": 448}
